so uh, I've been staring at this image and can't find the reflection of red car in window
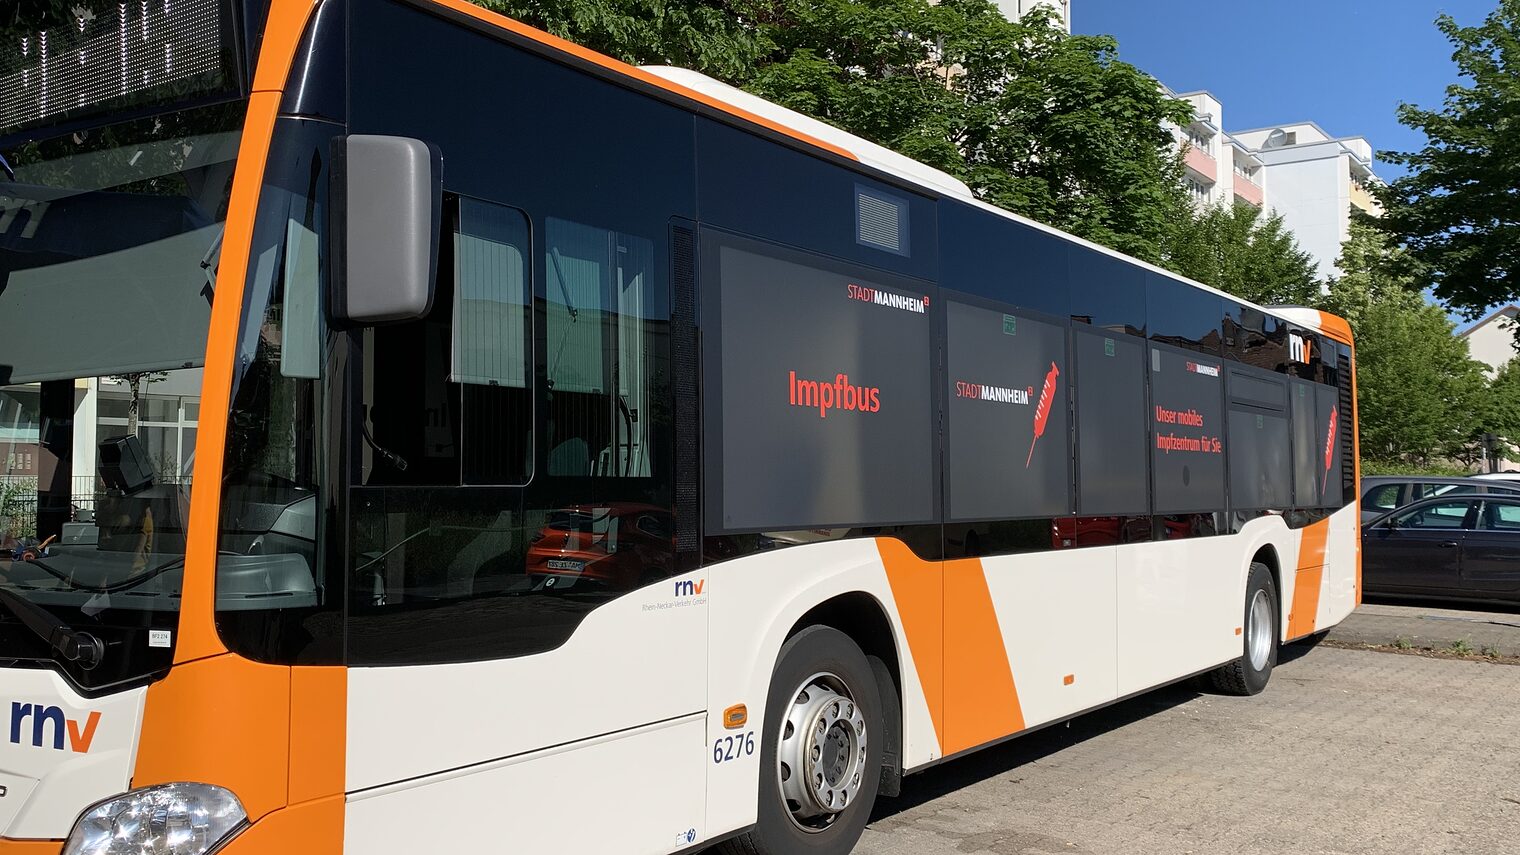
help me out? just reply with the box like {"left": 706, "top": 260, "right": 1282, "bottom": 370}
{"left": 525, "top": 504, "right": 675, "bottom": 591}
{"left": 1053, "top": 516, "right": 1201, "bottom": 548}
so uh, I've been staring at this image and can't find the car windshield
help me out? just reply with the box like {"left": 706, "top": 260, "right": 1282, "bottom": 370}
{"left": 0, "top": 102, "right": 243, "bottom": 690}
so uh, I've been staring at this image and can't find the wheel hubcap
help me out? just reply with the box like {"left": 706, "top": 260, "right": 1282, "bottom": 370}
{"left": 1248, "top": 588, "right": 1273, "bottom": 670}
{"left": 776, "top": 672, "right": 868, "bottom": 832}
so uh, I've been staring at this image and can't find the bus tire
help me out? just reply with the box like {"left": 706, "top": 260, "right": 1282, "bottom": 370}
{"left": 717, "top": 626, "right": 883, "bottom": 855}
{"left": 1210, "top": 562, "right": 1278, "bottom": 696}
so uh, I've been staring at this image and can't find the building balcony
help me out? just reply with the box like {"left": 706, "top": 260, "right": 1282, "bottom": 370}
{"left": 1233, "top": 173, "right": 1263, "bottom": 207}
{"left": 1183, "top": 144, "right": 1217, "bottom": 183}
{"left": 1350, "top": 179, "right": 1379, "bottom": 215}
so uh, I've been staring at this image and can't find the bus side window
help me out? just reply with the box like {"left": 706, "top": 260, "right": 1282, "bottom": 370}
{"left": 544, "top": 217, "right": 660, "bottom": 479}
{"left": 453, "top": 198, "right": 533, "bottom": 485}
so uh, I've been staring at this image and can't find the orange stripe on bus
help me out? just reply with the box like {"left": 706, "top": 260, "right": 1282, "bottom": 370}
{"left": 1287, "top": 518, "right": 1331, "bottom": 641}
{"left": 135, "top": 7, "right": 348, "bottom": 847}
{"left": 0, "top": 839, "right": 63, "bottom": 854}
{"left": 173, "top": 88, "right": 283, "bottom": 663}
{"left": 134, "top": 655, "right": 291, "bottom": 822}
{"left": 1315, "top": 310, "right": 1355, "bottom": 347}
{"left": 252, "top": 0, "right": 324, "bottom": 92}
{"left": 877, "top": 539, "right": 945, "bottom": 753}
{"left": 289, "top": 667, "right": 348, "bottom": 805}
{"left": 878, "top": 539, "right": 1026, "bottom": 759}
{"left": 943, "top": 559, "right": 1025, "bottom": 754}
{"left": 422, "top": 0, "right": 860, "bottom": 163}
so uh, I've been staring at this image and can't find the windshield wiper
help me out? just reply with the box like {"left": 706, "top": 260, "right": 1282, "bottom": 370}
{"left": 0, "top": 585, "right": 105, "bottom": 670}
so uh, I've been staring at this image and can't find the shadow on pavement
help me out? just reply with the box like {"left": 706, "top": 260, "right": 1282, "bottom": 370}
{"left": 869, "top": 640, "right": 1320, "bottom": 824}
{"left": 1362, "top": 594, "right": 1520, "bottom": 616}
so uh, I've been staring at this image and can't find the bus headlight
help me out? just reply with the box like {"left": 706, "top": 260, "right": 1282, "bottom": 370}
{"left": 63, "top": 783, "right": 247, "bottom": 855}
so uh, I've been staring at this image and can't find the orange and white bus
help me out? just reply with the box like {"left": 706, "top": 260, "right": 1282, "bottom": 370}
{"left": 0, "top": 1, "right": 1359, "bottom": 853}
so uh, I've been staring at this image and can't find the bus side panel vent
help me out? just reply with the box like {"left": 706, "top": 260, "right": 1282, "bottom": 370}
{"left": 856, "top": 185, "right": 909, "bottom": 256}
{"left": 672, "top": 224, "right": 701, "bottom": 567}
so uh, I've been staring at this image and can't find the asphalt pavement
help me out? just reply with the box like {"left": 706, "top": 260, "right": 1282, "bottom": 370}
{"left": 855, "top": 629, "right": 1520, "bottom": 855}
{"left": 1326, "top": 598, "right": 1520, "bottom": 654}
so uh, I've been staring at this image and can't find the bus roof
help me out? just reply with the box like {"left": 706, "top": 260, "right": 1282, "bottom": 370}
{"left": 388, "top": 0, "right": 1354, "bottom": 346}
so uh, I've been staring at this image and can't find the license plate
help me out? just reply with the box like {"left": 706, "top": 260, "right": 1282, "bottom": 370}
{"left": 546, "top": 559, "right": 585, "bottom": 571}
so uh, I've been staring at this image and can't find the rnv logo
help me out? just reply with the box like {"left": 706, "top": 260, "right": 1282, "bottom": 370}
{"left": 9, "top": 703, "right": 102, "bottom": 753}
{"left": 674, "top": 579, "right": 706, "bottom": 597}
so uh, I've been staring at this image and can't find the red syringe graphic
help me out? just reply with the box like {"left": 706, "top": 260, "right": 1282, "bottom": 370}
{"left": 1027, "top": 361, "right": 1060, "bottom": 468}
{"left": 1321, "top": 404, "right": 1338, "bottom": 495}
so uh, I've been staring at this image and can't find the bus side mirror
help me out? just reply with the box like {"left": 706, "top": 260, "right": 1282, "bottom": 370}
{"left": 330, "top": 135, "right": 442, "bottom": 324}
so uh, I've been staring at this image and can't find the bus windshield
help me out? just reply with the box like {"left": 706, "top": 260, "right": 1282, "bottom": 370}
{"left": 0, "top": 102, "right": 243, "bottom": 691}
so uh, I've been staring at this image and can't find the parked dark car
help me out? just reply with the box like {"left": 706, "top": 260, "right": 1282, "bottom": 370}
{"left": 1359, "top": 475, "right": 1520, "bottom": 524}
{"left": 1362, "top": 495, "right": 1520, "bottom": 604}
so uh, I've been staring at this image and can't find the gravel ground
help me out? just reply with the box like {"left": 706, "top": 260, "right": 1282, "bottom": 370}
{"left": 856, "top": 642, "right": 1520, "bottom": 855}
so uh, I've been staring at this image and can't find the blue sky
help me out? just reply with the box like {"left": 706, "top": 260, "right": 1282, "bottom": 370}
{"left": 1073, "top": 1, "right": 1489, "bottom": 180}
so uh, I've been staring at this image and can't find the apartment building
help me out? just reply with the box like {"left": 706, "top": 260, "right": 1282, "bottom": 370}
{"left": 1231, "top": 121, "right": 1382, "bottom": 279}
{"left": 1171, "top": 90, "right": 1267, "bottom": 212}
{"left": 997, "top": 0, "right": 1070, "bottom": 33}
{"left": 1460, "top": 305, "right": 1520, "bottom": 376}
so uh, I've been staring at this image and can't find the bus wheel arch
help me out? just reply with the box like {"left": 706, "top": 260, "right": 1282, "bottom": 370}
{"left": 787, "top": 593, "right": 904, "bottom": 797}
{"left": 1249, "top": 544, "right": 1282, "bottom": 635}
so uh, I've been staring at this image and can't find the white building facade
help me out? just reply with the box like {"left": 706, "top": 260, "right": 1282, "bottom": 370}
{"left": 1231, "top": 121, "right": 1381, "bottom": 280}
{"left": 1460, "top": 305, "right": 1520, "bottom": 376}
{"left": 1171, "top": 90, "right": 1267, "bottom": 212}
{"left": 997, "top": 0, "right": 1070, "bottom": 32}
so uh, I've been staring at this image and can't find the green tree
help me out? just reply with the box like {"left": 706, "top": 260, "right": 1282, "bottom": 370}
{"left": 1322, "top": 222, "right": 1489, "bottom": 467}
{"left": 480, "top": 0, "right": 763, "bottom": 80}
{"left": 1166, "top": 202, "right": 1320, "bottom": 305}
{"left": 489, "top": 0, "right": 1194, "bottom": 264}
{"left": 742, "top": 1, "right": 1194, "bottom": 263}
{"left": 1373, "top": 1, "right": 1520, "bottom": 318}
{"left": 1485, "top": 359, "right": 1520, "bottom": 463}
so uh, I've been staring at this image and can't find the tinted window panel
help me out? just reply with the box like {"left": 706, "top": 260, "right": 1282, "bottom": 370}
{"left": 946, "top": 300, "right": 1071, "bottom": 520}
{"left": 1075, "top": 329, "right": 1147, "bottom": 515}
{"left": 1231, "top": 370, "right": 1287, "bottom": 410}
{"left": 696, "top": 119, "right": 936, "bottom": 281}
{"left": 1291, "top": 381, "right": 1318, "bottom": 507}
{"left": 1229, "top": 408, "right": 1291, "bottom": 510}
{"left": 938, "top": 201, "right": 1070, "bottom": 318}
{"left": 1069, "top": 246, "right": 1145, "bottom": 336}
{"left": 1147, "top": 273, "right": 1223, "bottom": 354}
{"left": 452, "top": 199, "right": 530, "bottom": 389}
{"left": 1150, "top": 346, "right": 1225, "bottom": 513}
{"left": 706, "top": 235, "right": 935, "bottom": 531}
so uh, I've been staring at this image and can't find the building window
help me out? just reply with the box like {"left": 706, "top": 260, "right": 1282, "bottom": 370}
{"left": 1185, "top": 127, "right": 1212, "bottom": 155}
{"left": 1185, "top": 178, "right": 1210, "bottom": 201}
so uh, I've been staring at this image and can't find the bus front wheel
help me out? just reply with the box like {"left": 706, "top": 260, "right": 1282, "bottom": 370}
{"left": 1210, "top": 561, "right": 1278, "bottom": 696}
{"left": 719, "top": 626, "right": 884, "bottom": 855}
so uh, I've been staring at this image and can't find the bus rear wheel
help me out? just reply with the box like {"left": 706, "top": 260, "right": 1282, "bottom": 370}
{"left": 718, "top": 626, "right": 883, "bottom": 855}
{"left": 1210, "top": 561, "right": 1278, "bottom": 696}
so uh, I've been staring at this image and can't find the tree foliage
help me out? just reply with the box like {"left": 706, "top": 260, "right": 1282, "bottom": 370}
{"left": 741, "top": 0, "right": 1194, "bottom": 264}
{"left": 479, "top": 0, "right": 764, "bottom": 80}
{"left": 1485, "top": 358, "right": 1520, "bottom": 461}
{"left": 1166, "top": 202, "right": 1320, "bottom": 306}
{"left": 1373, "top": 0, "right": 1520, "bottom": 318}
{"left": 489, "top": 0, "right": 1194, "bottom": 264}
{"left": 1321, "top": 222, "right": 1490, "bottom": 467}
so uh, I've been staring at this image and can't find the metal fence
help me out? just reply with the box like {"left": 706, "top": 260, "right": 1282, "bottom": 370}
{"left": 0, "top": 474, "right": 189, "bottom": 540}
